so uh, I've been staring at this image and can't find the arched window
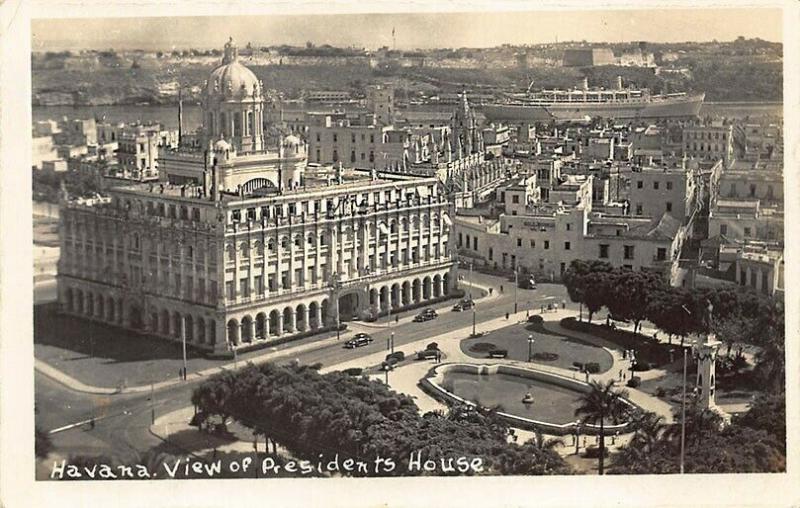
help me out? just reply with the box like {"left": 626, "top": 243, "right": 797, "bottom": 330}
{"left": 226, "top": 243, "right": 235, "bottom": 261}
{"left": 281, "top": 236, "right": 289, "bottom": 249}
{"left": 267, "top": 239, "right": 275, "bottom": 252}
{"left": 240, "top": 241, "right": 250, "bottom": 258}
{"left": 307, "top": 233, "right": 315, "bottom": 246}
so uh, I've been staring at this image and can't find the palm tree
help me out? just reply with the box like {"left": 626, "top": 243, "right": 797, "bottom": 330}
{"left": 574, "top": 379, "right": 630, "bottom": 475}
{"left": 612, "top": 411, "right": 666, "bottom": 473}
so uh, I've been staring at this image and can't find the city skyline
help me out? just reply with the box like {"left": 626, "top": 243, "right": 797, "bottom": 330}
{"left": 32, "top": 8, "right": 783, "bottom": 52}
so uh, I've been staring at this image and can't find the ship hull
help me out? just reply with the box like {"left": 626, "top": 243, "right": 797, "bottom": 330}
{"left": 479, "top": 93, "right": 705, "bottom": 122}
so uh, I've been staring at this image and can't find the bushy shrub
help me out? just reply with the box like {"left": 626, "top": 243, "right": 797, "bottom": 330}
{"left": 631, "top": 361, "right": 651, "bottom": 372}
{"left": 583, "top": 445, "right": 609, "bottom": 459}
{"left": 527, "top": 315, "right": 544, "bottom": 325}
{"left": 469, "top": 342, "right": 497, "bottom": 353}
{"left": 386, "top": 351, "right": 405, "bottom": 362}
{"left": 426, "top": 342, "right": 439, "bottom": 351}
{"left": 532, "top": 352, "right": 559, "bottom": 362}
{"left": 627, "top": 376, "right": 642, "bottom": 388}
{"left": 343, "top": 367, "right": 363, "bottom": 376}
{"left": 488, "top": 349, "right": 508, "bottom": 358}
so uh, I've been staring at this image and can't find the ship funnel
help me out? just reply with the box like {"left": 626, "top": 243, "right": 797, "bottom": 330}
{"left": 616, "top": 76, "right": 623, "bottom": 90}
{"left": 582, "top": 77, "right": 589, "bottom": 90}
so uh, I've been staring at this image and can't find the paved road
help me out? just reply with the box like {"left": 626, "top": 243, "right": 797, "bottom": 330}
{"left": 35, "top": 270, "right": 571, "bottom": 466}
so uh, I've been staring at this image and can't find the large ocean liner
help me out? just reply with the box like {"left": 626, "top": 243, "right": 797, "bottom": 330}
{"left": 479, "top": 77, "right": 705, "bottom": 122}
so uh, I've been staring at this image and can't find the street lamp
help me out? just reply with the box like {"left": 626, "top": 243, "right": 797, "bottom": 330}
{"left": 329, "top": 272, "right": 341, "bottom": 341}
{"left": 574, "top": 420, "right": 582, "bottom": 455}
{"left": 527, "top": 334, "right": 535, "bottom": 362}
{"left": 514, "top": 268, "right": 518, "bottom": 314}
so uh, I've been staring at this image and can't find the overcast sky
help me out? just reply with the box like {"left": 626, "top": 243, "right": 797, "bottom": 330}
{"left": 32, "top": 8, "right": 783, "bottom": 52}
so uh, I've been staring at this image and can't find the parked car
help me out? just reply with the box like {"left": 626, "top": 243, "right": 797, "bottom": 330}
{"left": 414, "top": 308, "right": 438, "bottom": 322}
{"left": 417, "top": 349, "right": 439, "bottom": 360}
{"left": 452, "top": 299, "right": 475, "bottom": 312}
{"left": 518, "top": 277, "right": 537, "bottom": 290}
{"left": 344, "top": 333, "right": 373, "bottom": 349}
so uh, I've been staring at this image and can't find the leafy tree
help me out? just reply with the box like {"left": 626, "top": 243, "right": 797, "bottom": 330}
{"left": 582, "top": 271, "right": 612, "bottom": 323}
{"left": 605, "top": 268, "right": 665, "bottom": 334}
{"left": 563, "top": 260, "right": 613, "bottom": 321}
{"left": 574, "top": 380, "right": 630, "bottom": 475}
{"left": 734, "top": 392, "right": 785, "bottom": 447}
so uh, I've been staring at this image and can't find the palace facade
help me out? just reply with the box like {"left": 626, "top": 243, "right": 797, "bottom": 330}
{"left": 56, "top": 39, "right": 456, "bottom": 356}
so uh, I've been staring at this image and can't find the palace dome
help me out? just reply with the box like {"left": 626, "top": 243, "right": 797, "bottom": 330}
{"left": 205, "top": 38, "right": 262, "bottom": 100}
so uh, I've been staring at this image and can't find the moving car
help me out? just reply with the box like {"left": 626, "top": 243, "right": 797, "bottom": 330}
{"left": 518, "top": 277, "right": 537, "bottom": 290}
{"left": 452, "top": 299, "right": 475, "bottom": 312}
{"left": 344, "top": 332, "right": 373, "bottom": 349}
{"left": 413, "top": 308, "right": 438, "bottom": 322}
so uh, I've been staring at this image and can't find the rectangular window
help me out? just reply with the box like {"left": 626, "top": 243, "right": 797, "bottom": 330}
{"left": 530, "top": 240, "right": 535, "bottom": 248}
{"left": 517, "top": 238, "right": 522, "bottom": 247}
{"left": 653, "top": 181, "right": 660, "bottom": 190}
{"left": 566, "top": 223, "right": 572, "bottom": 231}
{"left": 666, "top": 181, "right": 673, "bottom": 190}
{"left": 544, "top": 240, "right": 550, "bottom": 250}
{"left": 666, "top": 202, "right": 673, "bottom": 213}
{"left": 744, "top": 227, "right": 751, "bottom": 237}
{"left": 254, "top": 275, "right": 264, "bottom": 294}
{"left": 240, "top": 278, "right": 249, "bottom": 296}
{"left": 488, "top": 248, "right": 493, "bottom": 261}
{"left": 636, "top": 204, "right": 643, "bottom": 215}
{"left": 560, "top": 262, "right": 566, "bottom": 274}
{"left": 624, "top": 245, "right": 635, "bottom": 260}
{"left": 512, "top": 195, "right": 519, "bottom": 204}
{"left": 599, "top": 244, "right": 609, "bottom": 258}
{"left": 720, "top": 224, "right": 728, "bottom": 236}
{"left": 473, "top": 237, "right": 478, "bottom": 250}
{"left": 564, "top": 241, "right": 571, "bottom": 251}
{"left": 637, "top": 181, "right": 643, "bottom": 189}
{"left": 657, "top": 248, "right": 667, "bottom": 261}
{"left": 226, "top": 281, "right": 234, "bottom": 300}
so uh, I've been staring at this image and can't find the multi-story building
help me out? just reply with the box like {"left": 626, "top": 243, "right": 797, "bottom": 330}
{"left": 366, "top": 84, "right": 394, "bottom": 126}
{"left": 57, "top": 39, "right": 456, "bottom": 356}
{"left": 734, "top": 244, "right": 784, "bottom": 297}
{"left": 682, "top": 121, "right": 734, "bottom": 166}
{"left": 628, "top": 164, "right": 696, "bottom": 222}
{"left": 117, "top": 125, "right": 161, "bottom": 181}
{"left": 708, "top": 199, "right": 783, "bottom": 242}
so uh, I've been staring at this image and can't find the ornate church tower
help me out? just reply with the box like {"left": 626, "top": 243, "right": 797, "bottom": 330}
{"left": 203, "top": 37, "right": 266, "bottom": 153}
{"left": 451, "top": 91, "right": 479, "bottom": 158}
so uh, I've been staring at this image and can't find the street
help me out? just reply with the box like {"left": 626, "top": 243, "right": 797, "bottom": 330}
{"left": 35, "top": 269, "right": 570, "bottom": 468}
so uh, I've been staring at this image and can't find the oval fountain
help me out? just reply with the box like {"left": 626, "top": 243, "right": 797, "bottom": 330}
{"left": 420, "top": 363, "right": 642, "bottom": 435}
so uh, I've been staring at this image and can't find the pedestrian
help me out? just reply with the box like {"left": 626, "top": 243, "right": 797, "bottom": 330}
{"left": 622, "top": 349, "right": 627, "bottom": 360}
{"left": 489, "top": 287, "right": 493, "bottom": 295}
{"left": 561, "top": 300, "right": 566, "bottom": 309}
{"left": 395, "top": 315, "right": 399, "bottom": 324}
{"left": 622, "top": 371, "right": 626, "bottom": 381}
{"left": 500, "top": 285, "right": 504, "bottom": 293}
{"left": 505, "top": 312, "right": 509, "bottom": 320}
{"left": 585, "top": 371, "right": 590, "bottom": 383}
{"left": 541, "top": 304, "right": 544, "bottom": 313}
{"left": 619, "top": 369, "right": 623, "bottom": 380}
{"left": 89, "top": 417, "right": 95, "bottom": 430}
{"left": 526, "top": 310, "right": 530, "bottom": 318}
{"left": 437, "top": 351, "right": 442, "bottom": 363}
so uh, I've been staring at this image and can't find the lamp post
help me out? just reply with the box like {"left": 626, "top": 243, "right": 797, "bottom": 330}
{"left": 575, "top": 420, "right": 581, "bottom": 455}
{"left": 527, "top": 334, "right": 535, "bottom": 362}
{"left": 680, "top": 347, "right": 688, "bottom": 474}
{"left": 330, "top": 272, "right": 341, "bottom": 341}
{"left": 390, "top": 331, "right": 395, "bottom": 354}
{"left": 468, "top": 262, "right": 473, "bottom": 300}
{"left": 514, "top": 268, "right": 518, "bottom": 314}
{"left": 180, "top": 315, "right": 188, "bottom": 380}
